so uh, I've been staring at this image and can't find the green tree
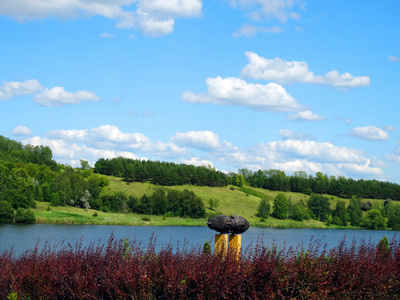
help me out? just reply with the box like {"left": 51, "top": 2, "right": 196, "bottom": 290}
{"left": 257, "top": 198, "right": 271, "bottom": 218}
{"left": 272, "top": 193, "right": 288, "bottom": 219}
{"left": 308, "top": 194, "right": 331, "bottom": 222}
{"left": 387, "top": 203, "right": 400, "bottom": 230}
{"left": 362, "top": 209, "right": 386, "bottom": 230}
{"left": 291, "top": 200, "right": 310, "bottom": 221}
{"left": 15, "top": 208, "right": 35, "bottom": 224}
{"left": 331, "top": 201, "right": 348, "bottom": 226}
{"left": 0, "top": 201, "right": 14, "bottom": 223}
{"left": 347, "top": 196, "right": 362, "bottom": 226}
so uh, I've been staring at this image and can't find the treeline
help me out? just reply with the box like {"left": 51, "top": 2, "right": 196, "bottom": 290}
{"left": 94, "top": 157, "right": 227, "bottom": 187}
{"left": 98, "top": 188, "right": 206, "bottom": 219}
{"left": 0, "top": 135, "right": 56, "bottom": 168}
{"left": 258, "top": 193, "right": 400, "bottom": 230}
{"left": 236, "top": 169, "right": 400, "bottom": 200}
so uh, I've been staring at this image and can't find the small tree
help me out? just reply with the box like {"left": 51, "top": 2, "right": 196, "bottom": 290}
{"left": 308, "top": 194, "right": 331, "bottom": 222}
{"left": 15, "top": 208, "right": 36, "bottom": 224}
{"left": 347, "top": 196, "right": 362, "bottom": 226}
{"left": 0, "top": 201, "right": 14, "bottom": 223}
{"left": 362, "top": 209, "right": 386, "bottom": 230}
{"left": 331, "top": 201, "right": 348, "bottom": 226}
{"left": 273, "top": 193, "right": 288, "bottom": 219}
{"left": 257, "top": 198, "right": 271, "bottom": 218}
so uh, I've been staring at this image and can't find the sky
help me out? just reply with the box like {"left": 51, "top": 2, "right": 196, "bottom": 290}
{"left": 1, "top": 0, "right": 400, "bottom": 183}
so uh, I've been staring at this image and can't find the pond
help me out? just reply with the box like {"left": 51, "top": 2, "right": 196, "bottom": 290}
{"left": 0, "top": 224, "right": 398, "bottom": 257}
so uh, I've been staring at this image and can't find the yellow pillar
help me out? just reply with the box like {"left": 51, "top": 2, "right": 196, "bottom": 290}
{"left": 229, "top": 234, "right": 241, "bottom": 260}
{"left": 215, "top": 234, "right": 228, "bottom": 255}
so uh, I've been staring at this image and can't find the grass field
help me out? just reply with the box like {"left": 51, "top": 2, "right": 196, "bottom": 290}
{"left": 32, "top": 175, "right": 392, "bottom": 228}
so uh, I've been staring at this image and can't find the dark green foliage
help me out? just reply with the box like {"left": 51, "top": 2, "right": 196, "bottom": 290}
{"left": 50, "top": 192, "right": 61, "bottom": 206}
{"left": 14, "top": 208, "right": 35, "bottom": 224}
{"left": 308, "top": 194, "right": 331, "bottom": 222}
{"left": 272, "top": 193, "right": 288, "bottom": 219}
{"left": 94, "top": 157, "right": 227, "bottom": 187}
{"left": 387, "top": 203, "right": 400, "bottom": 230}
{"left": 347, "top": 196, "right": 363, "bottom": 226}
{"left": 256, "top": 198, "right": 270, "bottom": 218}
{"left": 100, "top": 191, "right": 127, "bottom": 213}
{"left": 132, "top": 188, "right": 205, "bottom": 219}
{"left": 331, "top": 201, "right": 348, "bottom": 226}
{"left": 291, "top": 200, "right": 310, "bottom": 221}
{"left": 0, "top": 201, "right": 14, "bottom": 223}
{"left": 361, "top": 201, "right": 373, "bottom": 211}
{"left": 362, "top": 209, "right": 386, "bottom": 230}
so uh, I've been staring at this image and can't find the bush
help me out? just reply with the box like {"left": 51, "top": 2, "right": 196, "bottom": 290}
{"left": 362, "top": 209, "right": 386, "bottom": 230}
{"left": 0, "top": 235, "right": 399, "bottom": 299}
{"left": 14, "top": 208, "right": 35, "bottom": 224}
{"left": 256, "top": 198, "right": 270, "bottom": 218}
{"left": 0, "top": 201, "right": 14, "bottom": 223}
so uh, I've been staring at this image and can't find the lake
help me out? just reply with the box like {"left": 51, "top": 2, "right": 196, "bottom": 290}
{"left": 0, "top": 224, "right": 398, "bottom": 257}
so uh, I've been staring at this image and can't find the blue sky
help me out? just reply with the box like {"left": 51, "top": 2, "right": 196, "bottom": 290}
{"left": 1, "top": 0, "right": 400, "bottom": 183}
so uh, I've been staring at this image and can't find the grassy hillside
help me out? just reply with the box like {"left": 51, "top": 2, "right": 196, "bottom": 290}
{"left": 32, "top": 175, "right": 392, "bottom": 228}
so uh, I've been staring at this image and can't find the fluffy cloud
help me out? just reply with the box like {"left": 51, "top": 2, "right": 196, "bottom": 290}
{"left": 34, "top": 87, "right": 100, "bottom": 107}
{"left": 180, "top": 157, "right": 214, "bottom": 168}
{"left": 171, "top": 130, "right": 237, "bottom": 151}
{"left": 0, "top": 79, "right": 43, "bottom": 100}
{"left": 232, "top": 24, "right": 282, "bottom": 38}
{"left": 350, "top": 126, "right": 389, "bottom": 141}
{"left": 181, "top": 76, "right": 303, "bottom": 112}
{"left": 46, "top": 125, "right": 188, "bottom": 156}
{"left": 241, "top": 52, "right": 370, "bottom": 88}
{"left": 13, "top": 126, "right": 32, "bottom": 136}
{"left": 279, "top": 129, "right": 315, "bottom": 140}
{"left": 286, "top": 110, "right": 325, "bottom": 121}
{"left": 0, "top": 0, "right": 202, "bottom": 37}
{"left": 227, "top": 0, "right": 301, "bottom": 23}
{"left": 388, "top": 56, "right": 399, "bottom": 62}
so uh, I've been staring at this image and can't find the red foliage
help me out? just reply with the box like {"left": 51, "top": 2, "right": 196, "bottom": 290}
{"left": 1, "top": 234, "right": 399, "bottom": 299}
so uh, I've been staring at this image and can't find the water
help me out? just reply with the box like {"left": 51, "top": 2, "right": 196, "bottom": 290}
{"left": 0, "top": 224, "right": 398, "bottom": 258}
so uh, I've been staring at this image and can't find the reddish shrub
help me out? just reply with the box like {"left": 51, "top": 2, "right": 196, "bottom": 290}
{"left": 0, "top": 234, "right": 399, "bottom": 299}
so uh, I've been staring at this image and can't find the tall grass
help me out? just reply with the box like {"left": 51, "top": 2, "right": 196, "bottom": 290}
{"left": 1, "top": 234, "right": 399, "bottom": 299}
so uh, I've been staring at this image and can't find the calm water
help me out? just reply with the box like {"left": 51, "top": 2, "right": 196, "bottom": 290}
{"left": 0, "top": 224, "right": 398, "bottom": 257}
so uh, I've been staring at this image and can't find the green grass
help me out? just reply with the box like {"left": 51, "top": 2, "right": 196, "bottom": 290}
{"left": 32, "top": 176, "right": 392, "bottom": 228}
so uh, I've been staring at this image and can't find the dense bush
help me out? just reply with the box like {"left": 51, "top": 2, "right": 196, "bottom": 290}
{"left": 0, "top": 235, "right": 399, "bottom": 299}
{"left": 0, "top": 201, "right": 14, "bottom": 223}
{"left": 14, "top": 208, "right": 36, "bottom": 224}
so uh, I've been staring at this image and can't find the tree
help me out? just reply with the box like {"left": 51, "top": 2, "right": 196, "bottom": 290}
{"left": 257, "top": 198, "right": 271, "bottom": 218}
{"left": 308, "top": 194, "right": 331, "bottom": 222}
{"left": 347, "top": 196, "right": 362, "bottom": 226}
{"left": 272, "top": 193, "right": 288, "bottom": 219}
{"left": 15, "top": 208, "right": 35, "bottom": 224}
{"left": 208, "top": 199, "right": 220, "bottom": 211}
{"left": 331, "top": 201, "right": 348, "bottom": 226}
{"left": 387, "top": 203, "right": 400, "bottom": 230}
{"left": 291, "top": 200, "right": 310, "bottom": 221}
{"left": 0, "top": 201, "right": 14, "bottom": 223}
{"left": 362, "top": 209, "right": 386, "bottom": 230}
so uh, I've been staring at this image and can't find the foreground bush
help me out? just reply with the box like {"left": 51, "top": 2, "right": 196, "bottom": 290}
{"left": 0, "top": 234, "right": 399, "bottom": 299}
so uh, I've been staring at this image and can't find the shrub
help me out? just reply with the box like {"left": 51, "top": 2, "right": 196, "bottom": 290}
{"left": 256, "top": 198, "right": 270, "bottom": 218}
{"left": 0, "top": 235, "right": 400, "bottom": 299}
{"left": 14, "top": 208, "right": 35, "bottom": 224}
{"left": 0, "top": 201, "right": 14, "bottom": 223}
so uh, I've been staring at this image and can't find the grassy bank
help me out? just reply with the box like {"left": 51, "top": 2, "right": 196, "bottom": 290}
{"left": 32, "top": 176, "right": 389, "bottom": 228}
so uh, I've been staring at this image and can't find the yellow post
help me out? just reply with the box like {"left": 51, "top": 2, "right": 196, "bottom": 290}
{"left": 229, "top": 234, "right": 242, "bottom": 260}
{"left": 215, "top": 234, "right": 228, "bottom": 255}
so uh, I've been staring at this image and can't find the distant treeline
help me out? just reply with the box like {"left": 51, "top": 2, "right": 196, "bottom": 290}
{"left": 234, "top": 169, "right": 400, "bottom": 200}
{"left": 94, "top": 157, "right": 227, "bottom": 187}
{"left": 0, "top": 135, "right": 56, "bottom": 168}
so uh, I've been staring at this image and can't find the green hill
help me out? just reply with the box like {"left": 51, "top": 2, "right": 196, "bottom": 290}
{"left": 33, "top": 175, "right": 392, "bottom": 228}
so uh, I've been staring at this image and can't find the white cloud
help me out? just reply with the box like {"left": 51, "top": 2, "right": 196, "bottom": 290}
{"left": 241, "top": 52, "right": 370, "bottom": 88}
{"left": 13, "top": 126, "right": 32, "bottom": 136}
{"left": 227, "top": 0, "right": 302, "bottom": 23}
{"left": 181, "top": 76, "right": 303, "bottom": 112}
{"left": 350, "top": 126, "right": 388, "bottom": 141}
{"left": 286, "top": 110, "right": 325, "bottom": 122}
{"left": 388, "top": 56, "right": 399, "bottom": 62}
{"left": 0, "top": 79, "right": 43, "bottom": 100}
{"left": 232, "top": 23, "right": 283, "bottom": 38}
{"left": 34, "top": 86, "right": 100, "bottom": 107}
{"left": 286, "top": 110, "right": 325, "bottom": 121}
{"left": 0, "top": 0, "right": 202, "bottom": 37}
{"left": 180, "top": 157, "right": 214, "bottom": 168}
{"left": 101, "top": 33, "right": 115, "bottom": 38}
{"left": 279, "top": 129, "right": 315, "bottom": 140}
{"left": 171, "top": 130, "right": 237, "bottom": 152}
